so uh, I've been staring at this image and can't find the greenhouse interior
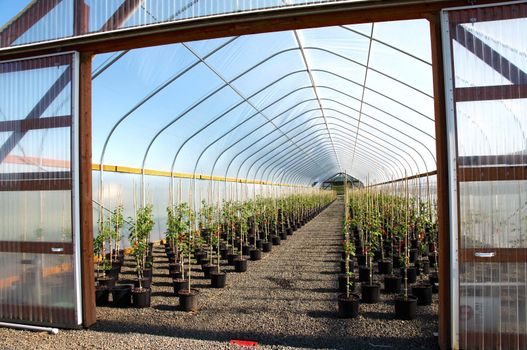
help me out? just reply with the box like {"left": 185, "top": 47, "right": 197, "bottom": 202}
{"left": 0, "top": 1, "right": 526, "bottom": 349}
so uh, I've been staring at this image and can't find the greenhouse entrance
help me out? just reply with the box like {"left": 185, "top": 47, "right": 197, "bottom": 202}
{"left": 0, "top": 1, "right": 526, "bottom": 349}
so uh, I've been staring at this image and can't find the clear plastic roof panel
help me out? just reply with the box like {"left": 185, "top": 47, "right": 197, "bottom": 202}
{"left": 90, "top": 19, "right": 437, "bottom": 185}
{"left": 0, "top": 0, "right": 359, "bottom": 49}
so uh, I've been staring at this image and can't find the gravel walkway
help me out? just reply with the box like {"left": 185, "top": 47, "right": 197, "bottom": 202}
{"left": 0, "top": 198, "right": 438, "bottom": 349}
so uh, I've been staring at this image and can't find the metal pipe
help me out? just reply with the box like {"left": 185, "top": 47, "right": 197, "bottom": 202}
{"left": 0, "top": 322, "right": 59, "bottom": 335}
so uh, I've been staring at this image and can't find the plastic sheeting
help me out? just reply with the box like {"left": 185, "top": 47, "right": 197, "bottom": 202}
{"left": 0, "top": 0, "right": 352, "bottom": 48}
{"left": 92, "top": 19, "right": 436, "bottom": 188}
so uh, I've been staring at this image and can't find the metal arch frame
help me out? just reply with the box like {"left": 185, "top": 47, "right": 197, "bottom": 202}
{"left": 278, "top": 144, "right": 390, "bottom": 185}
{"left": 321, "top": 99, "right": 436, "bottom": 164}
{"left": 166, "top": 72, "right": 315, "bottom": 204}
{"left": 244, "top": 112, "right": 421, "bottom": 182}
{"left": 261, "top": 131, "right": 403, "bottom": 184}
{"left": 249, "top": 122, "right": 407, "bottom": 182}
{"left": 97, "top": 36, "right": 238, "bottom": 204}
{"left": 183, "top": 46, "right": 334, "bottom": 207}
{"left": 100, "top": 39, "right": 437, "bottom": 198}
{"left": 257, "top": 129, "right": 405, "bottom": 182}
{"left": 293, "top": 30, "right": 342, "bottom": 172}
{"left": 174, "top": 69, "right": 435, "bottom": 191}
{"left": 276, "top": 145, "right": 388, "bottom": 185}
{"left": 142, "top": 46, "right": 434, "bottom": 177}
{"left": 225, "top": 105, "right": 417, "bottom": 187}
{"left": 228, "top": 114, "right": 408, "bottom": 186}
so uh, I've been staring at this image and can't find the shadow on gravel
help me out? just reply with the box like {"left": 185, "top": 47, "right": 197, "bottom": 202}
{"left": 153, "top": 281, "right": 173, "bottom": 287}
{"left": 306, "top": 310, "right": 337, "bottom": 319}
{"left": 310, "top": 287, "right": 336, "bottom": 293}
{"left": 362, "top": 311, "right": 394, "bottom": 320}
{"left": 153, "top": 304, "right": 179, "bottom": 311}
{"left": 90, "top": 320, "right": 437, "bottom": 350}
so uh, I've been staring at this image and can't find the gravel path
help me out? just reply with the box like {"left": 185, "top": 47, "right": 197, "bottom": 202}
{"left": 0, "top": 198, "right": 438, "bottom": 349}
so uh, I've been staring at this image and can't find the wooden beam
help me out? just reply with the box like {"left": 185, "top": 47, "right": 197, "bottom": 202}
{"left": 447, "top": 1, "right": 527, "bottom": 24}
{"left": 0, "top": 304, "right": 77, "bottom": 329}
{"left": 460, "top": 248, "right": 527, "bottom": 263}
{"left": 0, "top": 115, "right": 71, "bottom": 132}
{"left": 0, "top": 241, "right": 73, "bottom": 255}
{"left": 78, "top": 52, "right": 95, "bottom": 328}
{"left": 458, "top": 165, "right": 527, "bottom": 182}
{"left": 0, "top": 0, "right": 501, "bottom": 60}
{"left": 0, "top": 178, "right": 71, "bottom": 191}
{"left": 428, "top": 13, "right": 451, "bottom": 350}
{"left": 458, "top": 154, "right": 527, "bottom": 167}
{"left": 455, "top": 84, "right": 527, "bottom": 102}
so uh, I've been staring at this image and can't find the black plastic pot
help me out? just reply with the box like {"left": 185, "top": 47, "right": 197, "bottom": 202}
{"left": 338, "top": 274, "right": 355, "bottom": 293}
{"left": 262, "top": 241, "right": 272, "bottom": 252}
{"left": 202, "top": 264, "right": 218, "bottom": 278}
{"left": 337, "top": 293, "right": 360, "bottom": 318}
{"left": 95, "top": 286, "right": 109, "bottom": 306}
{"left": 378, "top": 260, "right": 393, "bottom": 275}
{"left": 286, "top": 227, "right": 293, "bottom": 235}
{"left": 340, "top": 259, "right": 355, "bottom": 274}
{"left": 210, "top": 271, "right": 227, "bottom": 288}
{"left": 173, "top": 278, "right": 189, "bottom": 295}
{"left": 194, "top": 251, "right": 207, "bottom": 262}
{"left": 98, "top": 276, "right": 115, "bottom": 289}
{"left": 132, "top": 288, "right": 151, "bottom": 308}
{"left": 111, "top": 285, "right": 132, "bottom": 307}
{"left": 106, "top": 266, "right": 120, "bottom": 280}
{"left": 242, "top": 244, "right": 251, "bottom": 256}
{"left": 384, "top": 275, "right": 402, "bottom": 294}
{"left": 357, "top": 254, "right": 367, "bottom": 266}
{"left": 409, "top": 249, "right": 418, "bottom": 263}
{"left": 178, "top": 289, "right": 199, "bottom": 312}
{"left": 220, "top": 247, "right": 229, "bottom": 260}
{"left": 249, "top": 249, "right": 262, "bottom": 261}
{"left": 400, "top": 267, "right": 417, "bottom": 284}
{"left": 234, "top": 257, "right": 248, "bottom": 272}
{"left": 143, "top": 268, "right": 153, "bottom": 279}
{"left": 361, "top": 283, "right": 381, "bottom": 304}
{"left": 271, "top": 235, "right": 281, "bottom": 246}
{"left": 168, "top": 263, "right": 181, "bottom": 274}
{"left": 133, "top": 278, "right": 151, "bottom": 290}
{"left": 255, "top": 239, "right": 263, "bottom": 250}
{"left": 395, "top": 295, "right": 417, "bottom": 320}
{"left": 279, "top": 230, "right": 288, "bottom": 240}
{"left": 412, "top": 283, "right": 433, "bottom": 305}
{"left": 358, "top": 266, "right": 371, "bottom": 283}
{"left": 227, "top": 253, "right": 237, "bottom": 266}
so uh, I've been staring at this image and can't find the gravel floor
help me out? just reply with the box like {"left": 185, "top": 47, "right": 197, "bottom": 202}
{"left": 0, "top": 198, "right": 438, "bottom": 350}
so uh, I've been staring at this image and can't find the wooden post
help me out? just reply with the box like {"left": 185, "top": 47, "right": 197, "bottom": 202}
{"left": 79, "top": 51, "right": 95, "bottom": 328}
{"left": 428, "top": 13, "right": 451, "bottom": 350}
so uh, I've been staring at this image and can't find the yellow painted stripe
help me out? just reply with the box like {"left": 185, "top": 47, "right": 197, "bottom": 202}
{"left": 92, "top": 163, "right": 307, "bottom": 188}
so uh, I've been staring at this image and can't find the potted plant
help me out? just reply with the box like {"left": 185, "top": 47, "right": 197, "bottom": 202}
{"left": 233, "top": 201, "right": 249, "bottom": 272}
{"left": 129, "top": 204, "right": 154, "bottom": 308}
{"left": 178, "top": 197, "right": 199, "bottom": 312}
{"left": 394, "top": 179, "right": 418, "bottom": 319}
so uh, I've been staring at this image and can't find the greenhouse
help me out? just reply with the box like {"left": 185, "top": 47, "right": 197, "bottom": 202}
{"left": 0, "top": 1, "right": 525, "bottom": 349}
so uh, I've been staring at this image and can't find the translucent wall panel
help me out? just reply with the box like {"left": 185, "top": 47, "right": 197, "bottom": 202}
{"left": 445, "top": 3, "right": 527, "bottom": 348}
{"left": 0, "top": 54, "right": 80, "bottom": 327}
